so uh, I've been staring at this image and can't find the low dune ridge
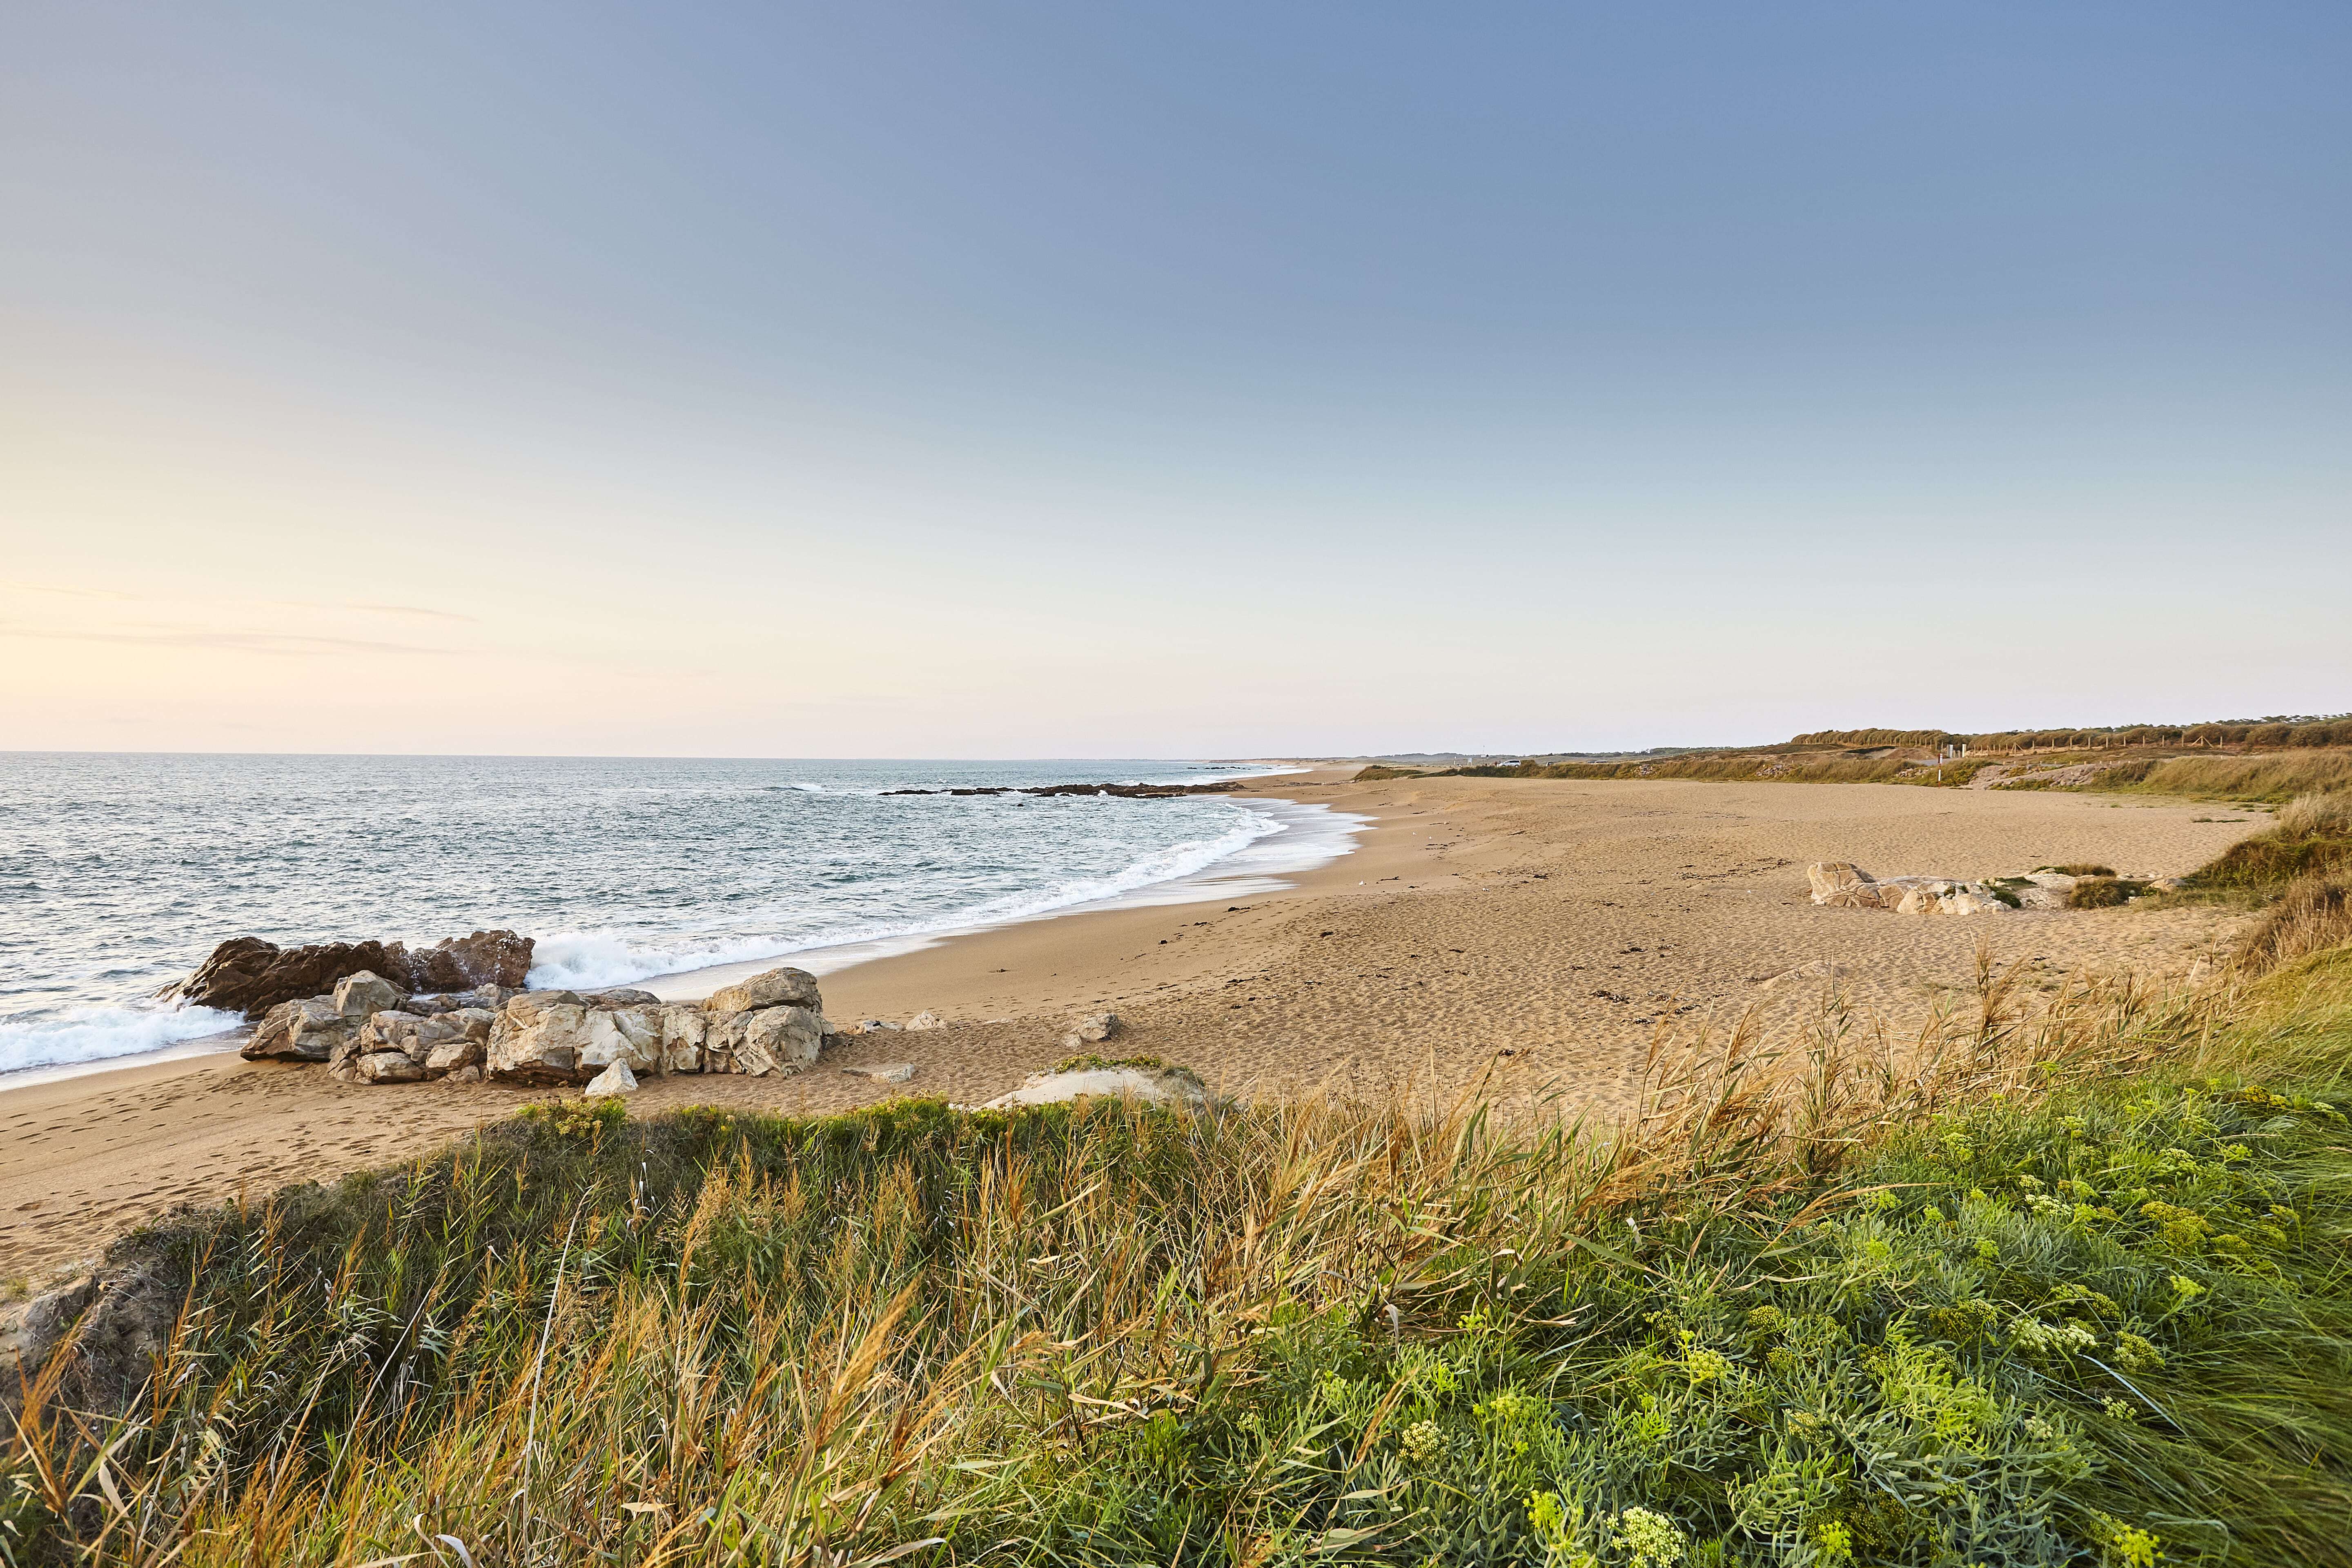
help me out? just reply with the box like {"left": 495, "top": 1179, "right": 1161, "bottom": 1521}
{"left": 0, "top": 770, "right": 2255, "bottom": 1281}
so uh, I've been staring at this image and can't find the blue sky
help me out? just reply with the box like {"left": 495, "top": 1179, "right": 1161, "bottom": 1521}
{"left": 3, "top": 3, "right": 2345, "bottom": 755}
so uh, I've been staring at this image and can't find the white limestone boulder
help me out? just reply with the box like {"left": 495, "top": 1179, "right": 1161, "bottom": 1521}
{"left": 1058, "top": 1012, "right": 1123, "bottom": 1049}
{"left": 1808, "top": 863, "right": 2009, "bottom": 916}
{"left": 706, "top": 967, "right": 821, "bottom": 1013}
{"left": 356, "top": 1049, "right": 425, "bottom": 1084}
{"left": 580, "top": 1003, "right": 663, "bottom": 1076}
{"left": 659, "top": 1003, "right": 709, "bottom": 1073}
{"left": 582, "top": 1059, "right": 639, "bottom": 1098}
{"left": 241, "top": 997, "right": 344, "bottom": 1062}
{"left": 486, "top": 990, "right": 591, "bottom": 1085}
{"left": 980, "top": 1062, "right": 1208, "bottom": 1111}
{"left": 713, "top": 1004, "right": 826, "bottom": 1077}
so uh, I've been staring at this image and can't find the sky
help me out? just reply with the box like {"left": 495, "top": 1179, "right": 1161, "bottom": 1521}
{"left": 2, "top": 2, "right": 2347, "bottom": 758}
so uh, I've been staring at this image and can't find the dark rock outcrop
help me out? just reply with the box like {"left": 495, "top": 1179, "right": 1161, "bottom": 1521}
{"left": 171, "top": 931, "right": 532, "bottom": 1019}
{"left": 383, "top": 930, "right": 534, "bottom": 994}
{"left": 170, "top": 936, "right": 392, "bottom": 1019}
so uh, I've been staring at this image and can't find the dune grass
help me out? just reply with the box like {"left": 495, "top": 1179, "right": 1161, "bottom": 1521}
{"left": 1417, "top": 755, "right": 1912, "bottom": 786}
{"left": 2187, "top": 792, "right": 2352, "bottom": 894}
{"left": 1355, "top": 740, "right": 2352, "bottom": 802}
{"left": 10, "top": 936, "right": 2352, "bottom": 1566}
{"left": 2089, "top": 753, "right": 2352, "bottom": 805}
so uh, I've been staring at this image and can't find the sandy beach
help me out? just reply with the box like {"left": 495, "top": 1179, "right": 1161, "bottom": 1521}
{"left": 0, "top": 770, "right": 2256, "bottom": 1282}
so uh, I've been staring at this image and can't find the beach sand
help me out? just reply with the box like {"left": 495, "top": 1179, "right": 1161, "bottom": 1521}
{"left": 0, "top": 771, "right": 2256, "bottom": 1282}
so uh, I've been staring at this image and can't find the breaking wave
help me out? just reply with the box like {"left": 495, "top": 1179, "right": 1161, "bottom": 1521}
{"left": 0, "top": 1002, "right": 244, "bottom": 1076}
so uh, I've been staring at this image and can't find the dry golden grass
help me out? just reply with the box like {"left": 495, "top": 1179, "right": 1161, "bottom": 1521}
{"left": 2110, "top": 753, "right": 2352, "bottom": 803}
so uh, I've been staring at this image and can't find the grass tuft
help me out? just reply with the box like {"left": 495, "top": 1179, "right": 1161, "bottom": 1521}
{"left": 2067, "top": 877, "right": 2149, "bottom": 909}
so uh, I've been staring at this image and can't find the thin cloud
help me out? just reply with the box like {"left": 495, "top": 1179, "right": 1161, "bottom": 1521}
{"left": 0, "top": 579, "right": 142, "bottom": 602}
{"left": 263, "top": 598, "right": 479, "bottom": 623}
{"left": 341, "top": 601, "right": 477, "bottom": 623}
{"left": 0, "top": 624, "right": 463, "bottom": 657}
{"left": 3, "top": 580, "right": 475, "bottom": 624}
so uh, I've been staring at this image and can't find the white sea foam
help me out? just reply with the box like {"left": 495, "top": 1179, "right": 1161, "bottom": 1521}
{"left": 527, "top": 931, "right": 819, "bottom": 991}
{"left": 0, "top": 1003, "right": 243, "bottom": 1076}
{"left": 524, "top": 808, "right": 1300, "bottom": 991}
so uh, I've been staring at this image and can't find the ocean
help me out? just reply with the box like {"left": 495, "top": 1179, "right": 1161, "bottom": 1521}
{"left": 0, "top": 754, "right": 1360, "bottom": 1078}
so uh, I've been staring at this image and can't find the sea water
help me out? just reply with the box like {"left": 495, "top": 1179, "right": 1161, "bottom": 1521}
{"left": 0, "top": 754, "right": 1359, "bottom": 1077}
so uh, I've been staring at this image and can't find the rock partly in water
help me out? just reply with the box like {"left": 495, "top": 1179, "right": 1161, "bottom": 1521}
{"left": 382, "top": 929, "right": 533, "bottom": 994}
{"left": 582, "top": 1059, "right": 639, "bottom": 1097}
{"left": 171, "top": 932, "right": 530, "bottom": 1019}
{"left": 980, "top": 1062, "right": 1208, "bottom": 1111}
{"left": 172, "top": 936, "right": 392, "bottom": 1018}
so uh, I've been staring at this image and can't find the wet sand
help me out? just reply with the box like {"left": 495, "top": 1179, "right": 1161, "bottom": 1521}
{"left": 0, "top": 769, "right": 2254, "bottom": 1283}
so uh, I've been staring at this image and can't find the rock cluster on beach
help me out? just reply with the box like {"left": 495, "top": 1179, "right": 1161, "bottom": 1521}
{"left": 1806, "top": 862, "right": 2179, "bottom": 914}
{"left": 1807, "top": 862, "right": 2013, "bottom": 915}
{"left": 168, "top": 930, "right": 534, "bottom": 1018}
{"left": 240, "top": 964, "right": 844, "bottom": 1091}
